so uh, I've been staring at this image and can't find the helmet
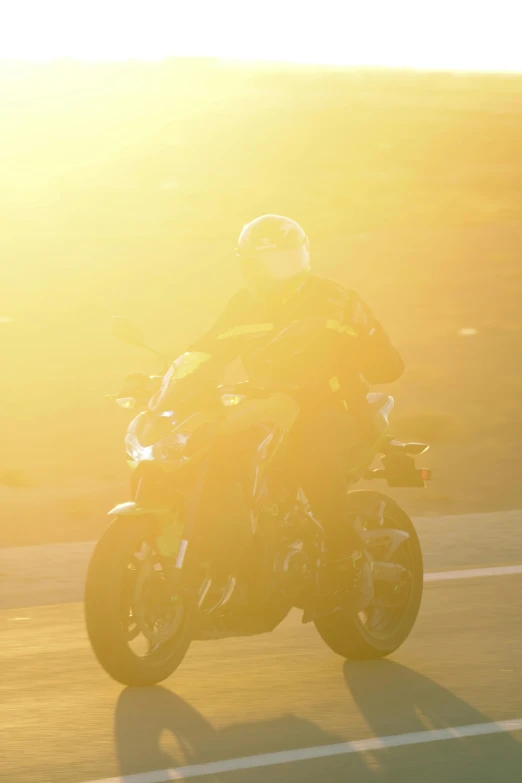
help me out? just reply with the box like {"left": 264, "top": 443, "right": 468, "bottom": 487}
{"left": 236, "top": 214, "right": 310, "bottom": 301}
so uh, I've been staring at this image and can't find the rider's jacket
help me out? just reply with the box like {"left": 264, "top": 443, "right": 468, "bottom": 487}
{"left": 188, "top": 276, "right": 404, "bottom": 410}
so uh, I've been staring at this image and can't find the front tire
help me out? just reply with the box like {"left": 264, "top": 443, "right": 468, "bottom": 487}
{"left": 85, "top": 515, "right": 193, "bottom": 686}
{"left": 314, "top": 491, "right": 423, "bottom": 660}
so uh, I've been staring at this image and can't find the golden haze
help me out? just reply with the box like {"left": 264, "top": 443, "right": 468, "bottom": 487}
{"left": 1, "top": 60, "right": 521, "bottom": 544}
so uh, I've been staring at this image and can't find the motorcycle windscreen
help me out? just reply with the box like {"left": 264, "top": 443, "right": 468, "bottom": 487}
{"left": 150, "top": 352, "right": 214, "bottom": 412}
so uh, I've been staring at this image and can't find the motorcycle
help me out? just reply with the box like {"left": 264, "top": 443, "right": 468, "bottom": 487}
{"left": 85, "top": 316, "right": 429, "bottom": 686}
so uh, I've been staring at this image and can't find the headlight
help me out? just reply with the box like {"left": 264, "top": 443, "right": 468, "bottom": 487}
{"left": 125, "top": 433, "right": 154, "bottom": 461}
{"left": 125, "top": 431, "right": 191, "bottom": 463}
{"left": 125, "top": 416, "right": 217, "bottom": 465}
{"left": 151, "top": 432, "right": 190, "bottom": 461}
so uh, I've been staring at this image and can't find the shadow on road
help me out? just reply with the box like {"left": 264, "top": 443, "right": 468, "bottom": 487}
{"left": 344, "top": 659, "right": 522, "bottom": 781}
{"left": 114, "top": 685, "right": 350, "bottom": 782}
{"left": 113, "top": 662, "right": 522, "bottom": 782}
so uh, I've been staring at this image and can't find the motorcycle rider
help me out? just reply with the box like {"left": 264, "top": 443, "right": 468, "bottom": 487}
{"left": 187, "top": 214, "right": 404, "bottom": 615}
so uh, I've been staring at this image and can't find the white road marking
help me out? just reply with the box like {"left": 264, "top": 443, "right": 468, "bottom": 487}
{"left": 83, "top": 718, "right": 522, "bottom": 783}
{"left": 3, "top": 559, "right": 522, "bottom": 612}
{"left": 424, "top": 564, "right": 522, "bottom": 582}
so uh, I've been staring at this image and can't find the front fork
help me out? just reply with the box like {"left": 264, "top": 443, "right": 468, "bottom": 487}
{"left": 109, "top": 458, "right": 211, "bottom": 576}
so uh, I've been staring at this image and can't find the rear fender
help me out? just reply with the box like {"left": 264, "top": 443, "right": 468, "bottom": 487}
{"left": 107, "top": 502, "right": 184, "bottom": 558}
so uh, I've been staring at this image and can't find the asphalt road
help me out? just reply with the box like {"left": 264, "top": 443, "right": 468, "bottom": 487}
{"left": 2, "top": 513, "right": 522, "bottom": 783}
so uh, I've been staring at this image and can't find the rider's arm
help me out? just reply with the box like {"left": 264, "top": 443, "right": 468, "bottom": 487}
{"left": 349, "top": 295, "right": 405, "bottom": 384}
{"left": 188, "top": 290, "right": 249, "bottom": 363}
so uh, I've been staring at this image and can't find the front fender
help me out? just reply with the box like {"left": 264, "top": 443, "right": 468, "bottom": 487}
{"left": 107, "top": 501, "right": 184, "bottom": 557}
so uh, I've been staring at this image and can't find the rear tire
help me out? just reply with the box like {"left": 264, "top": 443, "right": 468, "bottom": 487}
{"left": 85, "top": 515, "right": 193, "bottom": 686}
{"left": 314, "top": 491, "right": 423, "bottom": 660}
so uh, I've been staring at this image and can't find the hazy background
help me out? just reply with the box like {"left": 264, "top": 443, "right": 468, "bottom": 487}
{"left": 1, "top": 59, "right": 521, "bottom": 545}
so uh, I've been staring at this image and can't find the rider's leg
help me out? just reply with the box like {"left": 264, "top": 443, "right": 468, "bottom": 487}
{"left": 291, "top": 405, "right": 375, "bottom": 617}
{"left": 292, "top": 405, "right": 368, "bottom": 551}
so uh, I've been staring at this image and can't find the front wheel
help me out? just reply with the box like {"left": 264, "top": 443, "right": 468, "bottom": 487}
{"left": 84, "top": 515, "right": 193, "bottom": 686}
{"left": 314, "top": 491, "right": 423, "bottom": 660}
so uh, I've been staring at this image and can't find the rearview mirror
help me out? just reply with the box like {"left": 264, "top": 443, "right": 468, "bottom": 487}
{"left": 112, "top": 316, "right": 145, "bottom": 347}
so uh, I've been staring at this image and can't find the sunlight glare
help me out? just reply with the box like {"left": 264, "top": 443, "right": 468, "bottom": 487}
{"left": 1, "top": 0, "right": 521, "bottom": 72}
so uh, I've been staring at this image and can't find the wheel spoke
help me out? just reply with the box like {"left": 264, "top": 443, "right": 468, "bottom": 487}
{"left": 119, "top": 540, "right": 186, "bottom": 657}
{"left": 125, "top": 624, "right": 140, "bottom": 641}
{"left": 367, "top": 605, "right": 386, "bottom": 630}
{"left": 352, "top": 509, "right": 417, "bottom": 640}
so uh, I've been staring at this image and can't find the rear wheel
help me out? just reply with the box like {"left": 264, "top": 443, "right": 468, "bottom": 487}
{"left": 85, "top": 515, "right": 193, "bottom": 686}
{"left": 314, "top": 491, "right": 423, "bottom": 659}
